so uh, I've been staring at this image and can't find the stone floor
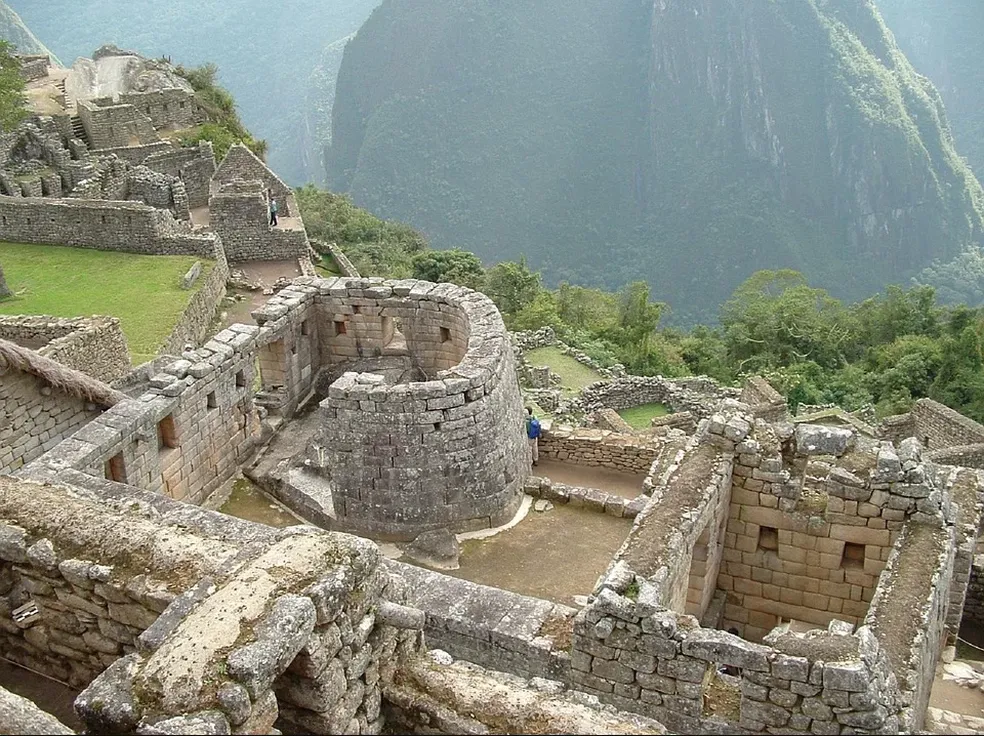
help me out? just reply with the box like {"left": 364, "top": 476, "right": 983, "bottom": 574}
{"left": 926, "top": 706, "right": 984, "bottom": 735}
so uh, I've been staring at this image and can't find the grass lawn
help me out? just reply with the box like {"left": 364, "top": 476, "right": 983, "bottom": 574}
{"left": 0, "top": 242, "right": 212, "bottom": 365}
{"left": 618, "top": 403, "right": 671, "bottom": 430}
{"left": 525, "top": 346, "right": 603, "bottom": 393}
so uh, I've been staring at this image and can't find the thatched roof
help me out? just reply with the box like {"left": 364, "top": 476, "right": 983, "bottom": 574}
{"left": 0, "top": 338, "right": 126, "bottom": 407}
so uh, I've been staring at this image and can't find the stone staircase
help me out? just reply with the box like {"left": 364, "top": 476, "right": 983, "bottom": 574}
{"left": 69, "top": 115, "right": 88, "bottom": 147}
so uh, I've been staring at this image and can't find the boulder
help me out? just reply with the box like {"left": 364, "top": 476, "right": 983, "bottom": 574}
{"left": 403, "top": 529, "right": 460, "bottom": 570}
{"left": 795, "top": 424, "right": 854, "bottom": 457}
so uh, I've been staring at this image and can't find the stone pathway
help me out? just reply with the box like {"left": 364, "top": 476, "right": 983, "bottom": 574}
{"left": 926, "top": 707, "right": 984, "bottom": 735}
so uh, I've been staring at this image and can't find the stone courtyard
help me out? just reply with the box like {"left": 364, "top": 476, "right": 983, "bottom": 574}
{"left": 3, "top": 50, "right": 984, "bottom": 736}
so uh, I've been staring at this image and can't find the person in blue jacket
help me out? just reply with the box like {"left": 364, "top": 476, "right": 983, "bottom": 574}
{"left": 525, "top": 406, "right": 541, "bottom": 467}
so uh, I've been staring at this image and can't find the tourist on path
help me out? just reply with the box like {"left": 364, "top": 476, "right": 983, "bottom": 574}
{"left": 270, "top": 197, "right": 279, "bottom": 226}
{"left": 526, "top": 407, "right": 541, "bottom": 467}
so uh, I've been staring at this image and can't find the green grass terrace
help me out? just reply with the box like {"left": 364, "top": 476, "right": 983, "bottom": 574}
{"left": 0, "top": 242, "right": 214, "bottom": 366}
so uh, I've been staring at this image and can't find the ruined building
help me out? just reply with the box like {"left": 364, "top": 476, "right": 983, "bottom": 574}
{"left": 1, "top": 49, "right": 984, "bottom": 736}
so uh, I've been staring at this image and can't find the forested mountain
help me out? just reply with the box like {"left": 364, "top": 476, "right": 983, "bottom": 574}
{"left": 0, "top": 1, "right": 56, "bottom": 61}
{"left": 878, "top": 0, "right": 984, "bottom": 178}
{"left": 5, "top": 0, "right": 381, "bottom": 184}
{"left": 327, "top": 0, "right": 984, "bottom": 324}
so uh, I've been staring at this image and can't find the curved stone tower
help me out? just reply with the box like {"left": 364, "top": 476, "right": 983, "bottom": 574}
{"left": 289, "top": 278, "right": 529, "bottom": 541}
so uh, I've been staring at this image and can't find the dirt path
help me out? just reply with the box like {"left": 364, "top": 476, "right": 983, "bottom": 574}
{"left": 930, "top": 676, "right": 984, "bottom": 718}
{"left": 446, "top": 504, "right": 631, "bottom": 606}
{"left": 535, "top": 458, "right": 645, "bottom": 499}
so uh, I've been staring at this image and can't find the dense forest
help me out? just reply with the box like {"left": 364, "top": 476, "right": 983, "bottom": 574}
{"left": 300, "top": 186, "right": 984, "bottom": 426}
{"left": 3, "top": 0, "right": 381, "bottom": 184}
{"left": 328, "top": 0, "right": 984, "bottom": 324}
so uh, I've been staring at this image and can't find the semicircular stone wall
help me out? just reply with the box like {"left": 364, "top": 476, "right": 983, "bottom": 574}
{"left": 302, "top": 278, "right": 529, "bottom": 541}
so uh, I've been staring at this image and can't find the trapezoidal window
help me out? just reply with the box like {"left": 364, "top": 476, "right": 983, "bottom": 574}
{"left": 757, "top": 526, "right": 779, "bottom": 552}
{"left": 206, "top": 391, "right": 218, "bottom": 410}
{"left": 334, "top": 320, "right": 347, "bottom": 336}
{"left": 104, "top": 453, "right": 126, "bottom": 483}
{"left": 158, "top": 414, "right": 178, "bottom": 450}
{"left": 301, "top": 319, "right": 311, "bottom": 337}
{"left": 236, "top": 370, "right": 246, "bottom": 389}
{"left": 841, "top": 542, "right": 865, "bottom": 570}
{"left": 440, "top": 327, "right": 452, "bottom": 344}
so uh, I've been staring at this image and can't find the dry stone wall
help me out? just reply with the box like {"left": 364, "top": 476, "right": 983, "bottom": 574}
{"left": 0, "top": 196, "right": 219, "bottom": 257}
{"left": 142, "top": 142, "right": 215, "bottom": 209}
{"left": 19, "top": 324, "right": 262, "bottom": 506}
{"left": 0, "top": 315, "right": 130, "bottom": 383}
{"left": 539, "top": 425, "right": 664, "bottom": 475}
{"left": 576, "top": 375, "right": 739, "bottom": 420}
{"left": 0, "top": 365, "right": 104, "bottom": 475}
{"left": 119, "top": 88, "right": 206, "bottom": 132}
{"left": 912, "top": 398, "right": 984, "bottom": 450}
{"left": 210, "top": 180, "right": 310, "bottom": 262}
{"left": 78, "top": 99, "right": 158, "bottom": 151}
{"left": 159, "top": 254, "right": 229, "bottom": 357}
{"left": 213, "top": 143, "right": 295, "bottom": 216}
{"left": 560, "top": 404, "right": 969, "bottom": 734}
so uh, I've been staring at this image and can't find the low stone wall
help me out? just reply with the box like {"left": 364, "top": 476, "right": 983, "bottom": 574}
{"left": 0, "top": 196, "right": 220, "bottom": 258}
{"left": 143, "top": 142, "right": 215, "bottom": 209}
{"left": 577, "top": 375, "right": 738, "bottom": 420}
{"left": 313, "top": 239, "right": 361, "bottom": 277}
{"left": 913, "top": 398, "right": 984, "bottom": 449}
{"left": 160, "top": 254, "right": 228, "bottom": 356}
{"left": 119, "top": 88, "right": 206, "bottom": 132}
{"left": 79, "top": 99, "right": 157, "bottom": 151}
{"left": 740, "top": 376, "right": 788, "bottom": 421}
{"left": 16, "top": 55, "right": 50, "bottom": 82}
{"left": 524, "top": 476, "right": 648, "bottom": 519}
{"left": 926, "top": 444, "right": 984, "bottom": 469}
{"left": 384, "top": 560, "right": 574, "bottom": 683}
{"left": 539, "top": 426, "right": 663, "bottom": 476}
{"left": 0, "top": 315, "right": 130, "bottom": 383}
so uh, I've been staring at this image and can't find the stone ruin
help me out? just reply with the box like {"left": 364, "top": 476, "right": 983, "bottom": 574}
{"left": 1, "top": 268, "right": 984, "bottom": 733}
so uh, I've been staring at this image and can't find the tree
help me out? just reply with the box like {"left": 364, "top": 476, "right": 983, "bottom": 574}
{"left": 483, "top": 259, "right": 542, "bottom": 317}
{"left": 721, "top": 270, "right": 852, "bottom": 372}
{"left": 0, "top": 41, "right": 27, "bottom": 132}
{"left": 411, "top": 249, "right": 485, "bottom": 290}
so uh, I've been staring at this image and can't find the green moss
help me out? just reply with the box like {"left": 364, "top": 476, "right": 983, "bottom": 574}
{"left": 624, "top": 580, "right": 640, "bottom": 601}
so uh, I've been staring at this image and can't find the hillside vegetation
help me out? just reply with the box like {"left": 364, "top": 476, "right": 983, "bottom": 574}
{"left": 6, "top": 0, "right": 381, "bottom": 185}
{"left": 328, "top": 0, "right": 984, "bottom": 324}
{"left": 878, "top": 0, "right": 984, "bottom": 178}
{"left": 298, "top": 189, "right": 984, "bottom": 426}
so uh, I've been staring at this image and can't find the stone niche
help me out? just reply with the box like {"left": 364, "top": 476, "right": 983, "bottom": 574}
{"left": 253, "top": 278, "right": 530, "bottom": 542}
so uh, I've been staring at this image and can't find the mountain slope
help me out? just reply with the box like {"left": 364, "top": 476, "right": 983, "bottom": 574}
{"left": 327, "top": 0, "right": 984, "bottom": 323}
{"left": 877, "top": 0, "right": 984, "bottom": 178}
{"left": 0, "top": 1, "right": 57, "bottom": 61}
{"left": 7, "top": 0, "right": 380, "bottom": 184}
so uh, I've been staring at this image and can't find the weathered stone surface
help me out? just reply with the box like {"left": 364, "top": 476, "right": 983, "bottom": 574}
{"left": 138, "top": 711, "right": 230, "bottom": 735}
{"left": 0, "top": 685, "right": 74, "bottom": 735}
{"left": 216, "top": 682, "right": 251, "bottom": 726}
{"left": 403, "top": 529, "right": 461, "bottom": 570}
{"left": 75, "top": 653, "right": 142, "bottom": 733}
{"left": 227, "top": 595, "right": 317, "bottom": 699}
{"left": 681, "top": 630, "right": 771, "bottom": 672}
{"left": 795, "top": 424, "right": 854, "bottom": 456}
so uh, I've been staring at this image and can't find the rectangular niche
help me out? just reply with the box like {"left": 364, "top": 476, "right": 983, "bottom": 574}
{"left": 841, "top": 542, "right": 865, "bottom": 570}
{"left": 757, "top": 526, "right": 779, "bottom": 552}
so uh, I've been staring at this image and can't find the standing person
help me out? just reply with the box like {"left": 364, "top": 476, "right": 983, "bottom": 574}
{"left": 270, "top": 197, "right": 279, "bottom": 227}
{"left": 525, "top": 407, "right": 541, "bottom": 467}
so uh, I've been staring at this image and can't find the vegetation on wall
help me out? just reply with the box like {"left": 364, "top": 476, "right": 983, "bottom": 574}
{"left": 174, "top": 63, "right": 266, "bottom": 161}
{"left": 0, "top": 39, "right": 26, "bottom": 132}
